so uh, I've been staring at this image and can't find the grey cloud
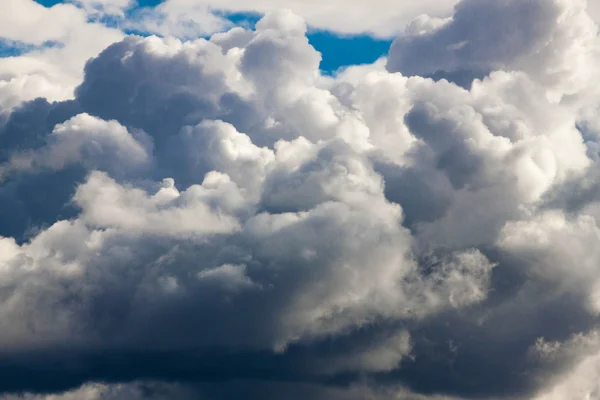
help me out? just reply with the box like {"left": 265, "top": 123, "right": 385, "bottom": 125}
{"left": 0, "top": 113, "right": 152, "bottom": 181}
{"left": 0, "top": 3, "right": 599, "bottom": 400}
{"left": 387, "top": 0, "right": 599, "bottom": 96}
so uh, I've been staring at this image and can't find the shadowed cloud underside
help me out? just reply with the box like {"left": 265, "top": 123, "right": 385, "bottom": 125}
{"left": 0, "top": 0, "right": 600, "bottom": 399}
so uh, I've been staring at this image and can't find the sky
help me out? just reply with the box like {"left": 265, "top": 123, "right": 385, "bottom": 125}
{"left": 1, "top": 1, "right": 600, "bottom": 400}
{"left": 3, "top": 0, "right": 394, "bottom": 73}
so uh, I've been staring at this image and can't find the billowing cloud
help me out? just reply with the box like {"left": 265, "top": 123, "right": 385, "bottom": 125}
{"left": 0, "top": 0, "right": 599, "bottom": 399}
{"left": 125, "top": 0, "right": 461, "bottom": 39}
{"left": 0, "top": 113, "right": 151, "bottom": 180}
{"left": 0, "top": 0, "right": 123, "bottom": 110}
{"left": 387, "top": 0, "right": 600, "bottom": 98}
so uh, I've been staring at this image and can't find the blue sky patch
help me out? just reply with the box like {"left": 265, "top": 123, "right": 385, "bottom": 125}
{"left": 0, "top": 39, "right": 63, "bottom": 57}
{"left": 33, "top": 0, "right": 63, "bottom": 6}
{"left": 308, "top": 31, "right": 391, "bottom": 73}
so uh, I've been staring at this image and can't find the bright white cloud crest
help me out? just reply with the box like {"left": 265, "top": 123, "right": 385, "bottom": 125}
{"left": 0, "top": 0, "right": 600, "bottom": 399}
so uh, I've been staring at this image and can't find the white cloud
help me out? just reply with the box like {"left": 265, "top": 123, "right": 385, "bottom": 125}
{"left": 125, "top": 1, "right": 231, "bottom": 39}
{"left": 387, "top": 0, "right": 600, "bottom": 100}
{"left": 72, "top": 0, "right": 134, "bottom": 17}
{"left": 0, "top": 10, "right": 497, "bottom": 363}
{"left": 127, "top": 0, "right": 599, "bottom": 40}
{"left": 215, "top": 0, "right": 460, "bottom": 36}
{"left": 127, "top": 0, "right": 460, "bottom": 38}
{"left": 0, "top": 113, "right": 151, "bottom": 179}
{"left": 499, "top": 211, "right": 600, "bottom": 314}
{"left": 532, "top": 331, "right": 600, "bottom": 400}
{"left": 73, "top": 171, "right": 243, "bottom": 236}
{"left": 0, "top": 0, "right": 123, "bottom": 110}
{"left": 0, "top": 2, "right": 600, "bottom": 399}
{"left": 589, "top": 1, "right": 600, "bottom": 24}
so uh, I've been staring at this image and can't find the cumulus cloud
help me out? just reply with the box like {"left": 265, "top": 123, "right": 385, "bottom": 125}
{"left": 126, "top": 0, "right": 461, "bottom": 38}
{"left": 0, "top": 0, "right": 463, "bottom": 113}
{"left": 0, "top": 1, "right": 600, "bottom": 399}
{"left": 0, "top": 0, "right": 123, "bottom": 110}
{"left": 0, "top": 113, "right": 151, "bottom": 179}
{"left": 387, "top": 0, "right": 600, "bottom": 98}
{"left": 531, "top": 330, "right": 600, "bottom": 400}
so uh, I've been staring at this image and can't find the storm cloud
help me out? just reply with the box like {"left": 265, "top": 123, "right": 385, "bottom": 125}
{"left": 0, "top": 0, "right": 600, "bottom": 399}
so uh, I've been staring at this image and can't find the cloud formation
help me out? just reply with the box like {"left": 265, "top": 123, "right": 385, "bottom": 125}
{"left": 126, "top": 0, "right": 460, "bottom": 38}
{"left": 1, "top": 0, "right": 123, "bottom": 106}
{"left": 0, "top": 0, "right": 600, "bottom": 399}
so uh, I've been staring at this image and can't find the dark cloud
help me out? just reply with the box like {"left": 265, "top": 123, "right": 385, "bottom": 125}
{"left": 0, "top": 2, "right": 599, "bottom": 400}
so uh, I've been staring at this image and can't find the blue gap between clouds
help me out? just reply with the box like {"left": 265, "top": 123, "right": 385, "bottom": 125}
{"left": 0, "top": 40, "right": 63, "bottom": 57}
{"left": 0, "top": 41, "right": 31, "bottom": 57}
{"left": 18, "top": 1, "right": 392, "bottom": 74}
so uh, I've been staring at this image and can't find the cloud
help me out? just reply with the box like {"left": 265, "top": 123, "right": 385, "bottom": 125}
{"left": 0, "top": 113, "right": 151, "bottom": 180}
{"left": 0, "top": 9, "right": 496, "bottom": 396}
{"left": 387, "top": 0, "right": 600, "bottom": 98}
{"left": 72, "top": 0, "right": 134, "bottom": 17}
{"left": 0, "top": 382, "right": 199, "bottom": 400}
{"left": 532, "top": 331, "right": 600, "bottom": 400}
{"left": 0, "top": 380, "right": 469, "bottom": 400}
{"left": 499, "top": 211, "right": 600, "bottom": 314}
{"left": 0, "top": 1, "right": 600, "bottom": 399}
{"left": 126, "top": 0, "right": 460, "bottom": 38}
{"left": 0, "top": 0, "right": 463, "bottom": 114}
{"left": 0, "top": 0, "right": 123, "bottom": 110}
{"left": 124, "top": 2, "right": 231, "bottom": 40}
